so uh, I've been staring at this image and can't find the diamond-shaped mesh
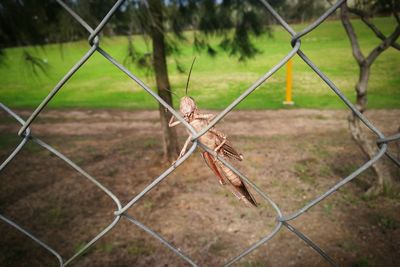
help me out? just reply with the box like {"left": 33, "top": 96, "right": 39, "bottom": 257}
{"left": 1, "top": 0, "right": 399, "bottom": 266}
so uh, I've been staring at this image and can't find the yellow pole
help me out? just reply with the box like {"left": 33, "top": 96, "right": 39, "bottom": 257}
{"left": 283, "top": 58, "right": 294, "bottom": 105}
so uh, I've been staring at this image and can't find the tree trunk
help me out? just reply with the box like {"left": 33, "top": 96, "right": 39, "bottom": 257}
{"left": 355, "top": 63, "right": 369, "bottom": 112}
{"left": 348, "top": 113, "right": 393, "bottom": 196}
{"left": 149, "top": 0, "right": 179, "bottom": 162}
{"left": 348, "top": 64, "right": 392, "bottom": 195}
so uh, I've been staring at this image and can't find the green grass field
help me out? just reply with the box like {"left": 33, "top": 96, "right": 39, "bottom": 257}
{"left": 0, "top": 17, "right": 399, "bottom": 110}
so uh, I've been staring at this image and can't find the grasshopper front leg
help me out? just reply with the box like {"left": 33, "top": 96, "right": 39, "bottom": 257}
{"left": 214, "top": 138, "right": 226, "bottom": 152}
{"left": 209, "top": 128, "right": 227, "bottom": 153}
{"left": 169, "top": 115, "right": 181, "bottom": 127}
{"left": 172, "top": 134, "right": 192, "bottom": 165}
{"left": 194, "top": 113, "right": 214, "bottom": 122}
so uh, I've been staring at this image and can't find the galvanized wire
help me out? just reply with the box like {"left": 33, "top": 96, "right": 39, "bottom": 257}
{"left": 0, "top": 0, "right": 399, "bottom": 266}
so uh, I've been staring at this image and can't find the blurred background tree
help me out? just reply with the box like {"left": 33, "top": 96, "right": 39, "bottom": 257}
{"left": 0, "top": 0, "right": 374, "bottom": 162}
{"left": 122, "top": 0, "right": 276, "bottom": 161}
{"left": 0, "top": 0, "right": 279, "bottom": 162}
{"left": 340, "top": 0, "right": 399, "bottom": 195}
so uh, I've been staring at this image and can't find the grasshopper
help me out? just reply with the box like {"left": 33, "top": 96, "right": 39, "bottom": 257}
{"left": 168, "top": 58, "right": 257, "bottom": 207}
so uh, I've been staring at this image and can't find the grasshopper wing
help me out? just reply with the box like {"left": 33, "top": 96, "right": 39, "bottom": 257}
{"left": 230, "top": 179, "right": 258, "bottom": 207}
{"left": 219, "top": 138, "right": 243, "bottom": 162}
{"left": 201, "top": 152, "right": 257, "bottom": 207}
{"left": 214, "top": 156, "right": 258, "bottom": 207}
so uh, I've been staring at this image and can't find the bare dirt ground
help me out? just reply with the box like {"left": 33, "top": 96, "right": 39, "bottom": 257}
{"left": 0, "top": 109, "right": 399, "bottom": 267}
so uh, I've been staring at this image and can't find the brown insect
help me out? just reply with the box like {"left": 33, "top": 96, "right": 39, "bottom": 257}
{"left": 168, "top": 58, "right": 257, "bottom": 207}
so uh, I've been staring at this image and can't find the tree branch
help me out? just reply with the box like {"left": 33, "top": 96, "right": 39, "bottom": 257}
{"left": 394, "top": 11, "right": 400, "bottom": 25}
{"left": 340, "top": 3, "right": 365, "bottom": 65}
{"left": 348, "top": 7, "right": 400, "bottom": 51}
{"left": 390, "top": 0, "right": 400, "bottom": 25}
{"left": 366, "top": 24, "right": 400, "bottom": 65}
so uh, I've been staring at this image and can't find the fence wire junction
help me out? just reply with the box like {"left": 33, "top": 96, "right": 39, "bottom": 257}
{"left": 1, "top": 0, "right": 399, "bottom": 266}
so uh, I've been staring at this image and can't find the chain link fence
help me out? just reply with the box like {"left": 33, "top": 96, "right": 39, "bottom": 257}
{"left": 1, "top": 0, "right": 399, "bottom": 266}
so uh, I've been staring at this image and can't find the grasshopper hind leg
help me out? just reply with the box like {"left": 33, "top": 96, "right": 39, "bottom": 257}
{"left": 202, "top": 152, "right": 226, "bottom": 185}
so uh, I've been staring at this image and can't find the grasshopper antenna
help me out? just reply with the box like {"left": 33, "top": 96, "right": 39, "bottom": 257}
{"left": 164, "top": 87, "right": 179, "bottom": 97}
{"left": 185, "top": 57, "right": 197, "bottom": 96}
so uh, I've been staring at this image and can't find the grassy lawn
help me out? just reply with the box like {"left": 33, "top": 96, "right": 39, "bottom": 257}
{"left": 0, "top": 17, "right": 399, "bottom": 110}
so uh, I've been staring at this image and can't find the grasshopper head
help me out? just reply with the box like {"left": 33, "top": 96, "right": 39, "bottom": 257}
{"left": 180, "top": 96, "right": 197, "bottom": 120}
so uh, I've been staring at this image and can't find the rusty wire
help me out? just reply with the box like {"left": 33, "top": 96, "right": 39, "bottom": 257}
{"left": 1, "top": 0, "right": 399, "bottom": 266}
